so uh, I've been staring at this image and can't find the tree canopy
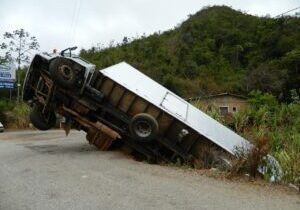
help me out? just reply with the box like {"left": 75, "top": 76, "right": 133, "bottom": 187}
{"left": 1, "top": 28, "right": 39, "bottom": 66}
{"left": 80, "top": 6, "right": 300, "bottom": 102}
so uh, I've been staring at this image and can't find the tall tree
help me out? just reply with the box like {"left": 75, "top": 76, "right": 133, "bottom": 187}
{"left": 1, "top": 29, "right": 39, "bottom": 101}
{"left": 0, "top": 43, "right": 12, "bottom": 64}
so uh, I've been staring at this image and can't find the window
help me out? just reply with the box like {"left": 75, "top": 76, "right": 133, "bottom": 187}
{"left": 219, "top": 106, "right": 228, "bottom": 115}
{"left": 233, "top": 107, "right": 237, "bottom": 112}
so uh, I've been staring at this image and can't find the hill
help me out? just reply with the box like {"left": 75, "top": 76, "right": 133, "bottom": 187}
{"left": 80, "top": 6, "right": 300, "bottom": 101}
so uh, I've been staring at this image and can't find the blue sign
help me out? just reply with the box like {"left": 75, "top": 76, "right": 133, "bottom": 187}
{"left": 0, "top": 81, "right": 15, "bottom": 89}
{"left": 0, "top": 63, "right": 16, "bottom": 82}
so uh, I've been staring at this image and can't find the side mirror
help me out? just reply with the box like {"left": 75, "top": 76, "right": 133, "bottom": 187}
{"left": 70, "top": 46, "right": 78, "bottom": 51}
{"left": 60, "top": 46, "right": 78, "bottom": 57}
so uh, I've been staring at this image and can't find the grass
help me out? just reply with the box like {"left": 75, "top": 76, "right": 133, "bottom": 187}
{"left": 192, "top": 90, "right": 300, "bottom": 186}
{"left": 0, "top": 100, "right": 30, "bottom": 129}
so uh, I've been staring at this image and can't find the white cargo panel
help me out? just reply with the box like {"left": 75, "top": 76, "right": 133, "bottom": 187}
{"left": 161, "top": 92, "right": 188, "bottom": 120}
{"left": 100, "top": 62, "right": 251, "bottom": 155}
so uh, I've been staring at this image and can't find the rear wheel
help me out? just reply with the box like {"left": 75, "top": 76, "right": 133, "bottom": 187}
{"left": 30, "top": 105, "right": 56, "bottom": 130}
{"left": 129, "top": 113, "right": 159, "bottom": 142}
{"left": 49, "top": 58, "right": 77, "bottom": 89}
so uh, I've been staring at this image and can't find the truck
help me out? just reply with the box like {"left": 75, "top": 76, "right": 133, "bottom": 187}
{"left": 23, "top": 47, "right": 254, "bottom": 167}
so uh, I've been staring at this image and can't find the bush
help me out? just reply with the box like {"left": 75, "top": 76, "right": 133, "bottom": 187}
{"left": 193, "top": 90, "right": 300, "bottom": 185}
{"left": 0, "top": 100, "right": 15, "bottom": 125}
{"left": 230, "top": 130, "right": 271, "bottom": 178}
{"left": 0, "top": 100, "right": 30, "bottom": 129}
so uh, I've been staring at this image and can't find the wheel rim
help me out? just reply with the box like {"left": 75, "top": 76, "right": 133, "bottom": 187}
{"left": 134, "top": 120, "right": 152, "bottom": 138}
{"left": 58, "top": 65, "right": 73, "bottom": 81}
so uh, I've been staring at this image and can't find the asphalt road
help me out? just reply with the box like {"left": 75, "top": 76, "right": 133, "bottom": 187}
{"left": 0, "top": 130, "right": 299, "bottom": 210}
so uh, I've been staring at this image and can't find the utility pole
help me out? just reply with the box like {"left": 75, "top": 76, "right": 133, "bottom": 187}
{"left": 17, "top": 61, "right": 20, "bottom": 102}
{"left": 17, "top": 35, "right": 21, "bottom": 103}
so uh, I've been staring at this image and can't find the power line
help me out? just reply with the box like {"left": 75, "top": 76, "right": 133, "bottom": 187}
{"left": 69, "top": 0, "right": 81, "bottom": 46}
{"left": 275, "top": 6, "right": 300, "bottom": 18}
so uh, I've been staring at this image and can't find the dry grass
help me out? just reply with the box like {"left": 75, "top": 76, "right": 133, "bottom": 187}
{"left": 230, "top": 134, "right": 271, "bottom": 177}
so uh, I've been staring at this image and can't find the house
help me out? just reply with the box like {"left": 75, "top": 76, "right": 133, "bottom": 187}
{"left": 188, "top": 93, "right": 248, "bottom": 115}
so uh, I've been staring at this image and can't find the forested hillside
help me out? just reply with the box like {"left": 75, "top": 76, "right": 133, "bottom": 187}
{"left": 80, "top": 6, "right": 300, "bottom": 101}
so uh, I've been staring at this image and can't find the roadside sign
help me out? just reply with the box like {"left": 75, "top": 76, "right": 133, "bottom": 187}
{"left": 0, "top": 63, "right": 16, "bottom": 82}
{"left": 0, "top": 63, "right": 16, "bottom": 89}
{"left": 0, "top": 81, "right": 15, "bottom": 89}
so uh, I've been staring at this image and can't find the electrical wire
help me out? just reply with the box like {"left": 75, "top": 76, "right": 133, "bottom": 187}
{"left": 69, "top": 0, "right": 82, "bottom": 47}
{"left": 275, "top": 6, "right": 300, "bottom": 17}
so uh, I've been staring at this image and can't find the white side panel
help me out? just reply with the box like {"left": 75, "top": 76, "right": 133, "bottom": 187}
{"left": 100, "top": 62, "right": 251, "bottom": 155}
{"left": 161, "top": 92, "right": 188, "bottom": 120}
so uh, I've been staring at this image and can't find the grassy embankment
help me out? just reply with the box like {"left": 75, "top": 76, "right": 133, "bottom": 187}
{"left": 0, "top": 100, "right": 29, "bottom": 129}
{"left": 193, "top": 90, "right": 300, "bottom": 186}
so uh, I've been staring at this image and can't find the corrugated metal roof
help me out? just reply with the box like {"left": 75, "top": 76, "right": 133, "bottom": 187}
{"left": 188, "top": 93, "right": 247, "bottom": 102}
{"left": 100, "top": 62, "right": 251, "bottom": 155}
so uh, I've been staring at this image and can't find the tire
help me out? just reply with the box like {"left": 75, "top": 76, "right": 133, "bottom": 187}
{"left": 49, "top": 58, "right": 77, "bottom": 89}
{"left": 129, "top": 113, "right": 159, "bottom": 142}
{"left": 30, "top": 105, "right": 56, "bottom": 131}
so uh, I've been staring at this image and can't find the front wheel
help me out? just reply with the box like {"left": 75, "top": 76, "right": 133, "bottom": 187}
{"left": 29, "top": 105, "right": 56, "bottom": 130}
{"left": 49, "top": 58, "right": 77, "bottom": 89}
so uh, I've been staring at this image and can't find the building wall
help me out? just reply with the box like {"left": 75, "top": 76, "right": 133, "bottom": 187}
{"left": 197, "top": 95, "right": 247, "bottom": 114}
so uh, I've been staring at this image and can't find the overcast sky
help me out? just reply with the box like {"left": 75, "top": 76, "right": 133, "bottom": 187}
{"left": 0, "top": 0, "right": 299, "bottom": 55}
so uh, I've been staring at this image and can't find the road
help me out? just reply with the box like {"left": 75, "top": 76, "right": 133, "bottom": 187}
{"left": 0, "top": 130, "right": 299, "bottom": 210}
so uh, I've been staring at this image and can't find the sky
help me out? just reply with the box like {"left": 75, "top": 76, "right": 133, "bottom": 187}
{"left": 0, "top": 0, "right": 299, "bottom": 55}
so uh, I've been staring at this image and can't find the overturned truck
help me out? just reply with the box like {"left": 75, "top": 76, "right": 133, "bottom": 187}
{"left": 23, "top": 47, "right": 251, "bottom": 167}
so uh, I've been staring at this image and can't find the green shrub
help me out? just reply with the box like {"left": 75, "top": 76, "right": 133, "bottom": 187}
{"left": 194, "top": 91, "right": 300, "bottom": 184}
{"left": 0, "top": 100, "right": 30, "bottom": 129}
{"left": 0, "top": 100, "right": 15, "bottom": 125}
{"left": 8, "top": 102, "right": 30, "bottom": 128}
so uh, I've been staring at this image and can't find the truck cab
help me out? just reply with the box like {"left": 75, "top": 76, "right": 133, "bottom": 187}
{"left": 23, "top": 47, "right": 96, "bottom": 102}
{"left": 23, "top": 47, "right": 99, "bottom": 130}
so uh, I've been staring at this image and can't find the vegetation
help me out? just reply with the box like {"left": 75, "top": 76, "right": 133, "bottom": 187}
{"left": 1, "top": 28, "right": 39, "bottom": 101}
{"left": 193, "top": 90, "right": 300, "bottom": 185}
{"left": 0, "top": 66, "right": 29, "bottom": 128}
{"left": 0, "top": 100, "right": 29, "bottom": 129}
{"left": 80, "top": 6, "right": 300, "bottom": 102}
{"left": 1, "top": 29, "right": 39, "bottom": 64}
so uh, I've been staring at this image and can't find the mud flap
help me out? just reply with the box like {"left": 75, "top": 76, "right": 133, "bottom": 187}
{"left": 61, "top": 118, "right": 72, "bottom": 136}
{"left": 86, "top": 128, "right": 113, "bottom": 151}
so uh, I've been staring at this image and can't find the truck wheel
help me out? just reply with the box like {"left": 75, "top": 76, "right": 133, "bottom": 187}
{"left": 30, "top": 105, "right": 56, "bottom": 131}
{"left": 129, "top": 113, "right": 159, "bottom": 142}
{"left": 49, "top": 58, "right": 77, "bottom": 89}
